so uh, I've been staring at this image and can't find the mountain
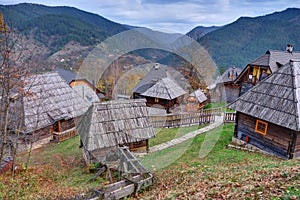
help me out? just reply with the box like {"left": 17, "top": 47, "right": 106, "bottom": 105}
{"left": 196, "top": 8, "right": 300, "bottom": 69}
{"left": 0, "top": 3, "right": 128, "bottom": 50}
{"left": 186, "top": 25, "right": 221, "bottom": 41}
{"left": 0, "top": 3, "right": 188, "bottom": 71}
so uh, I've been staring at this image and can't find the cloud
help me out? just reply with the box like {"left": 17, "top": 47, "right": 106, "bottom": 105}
{"left": 1, "top": 0, "right": 300, "bottom": 33}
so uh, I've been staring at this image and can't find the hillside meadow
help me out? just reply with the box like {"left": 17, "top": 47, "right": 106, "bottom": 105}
{"left": 0, "top": 123, "right": 299, "bottom": 199}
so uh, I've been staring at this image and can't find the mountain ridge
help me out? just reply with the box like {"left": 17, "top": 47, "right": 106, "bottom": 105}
{"left": 197, "top": 7, "right": 300, "bottom": 68}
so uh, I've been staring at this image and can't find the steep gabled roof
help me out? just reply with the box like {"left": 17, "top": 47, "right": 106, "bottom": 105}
{"left": 228, "top": 60, "right": 300, "bottom": 131}
{"left": 77, "top": 99, "right": 156, "bottom": 151}
{"left": 54, "top": 68, "right": 105, "bottom": 95}
{"left": 132, "top": 64, "right": 167, "bottom": 94}
{"left": 235, "top": 50, "right": 300, "bottom": 83}
{"left": 216, "top": 67, "right": 242, "bottom": 84}
{"left": 267, "top": 50, "right": 300, "bottom": 72}
{"left": 54, "top": 68, "right": 85, "bottom": 84}
{"left": 21, "top": 72, "right": 90, "bottom": 133}
{"left": 141, "top": 77, "right": 186, "bottom": 100}
{"left": 249, "top": 53, "right": 270, "bottom": 67}
{"left": 132, "top": 64, "right": 187, "bottom": 94}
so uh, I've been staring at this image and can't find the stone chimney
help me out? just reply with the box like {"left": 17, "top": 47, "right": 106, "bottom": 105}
{"left": 286, "top": 44, "right": 294, "bottom": 53}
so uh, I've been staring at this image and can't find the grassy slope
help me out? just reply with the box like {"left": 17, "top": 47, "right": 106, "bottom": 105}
{"left": 140, "top": 124, "right": 300, "bottom": 199}
{"left": 150, "top": 124, "right": 207, "bottom": 147}
{"left": 0, "top": 124, "right": 299, "bottom": 199}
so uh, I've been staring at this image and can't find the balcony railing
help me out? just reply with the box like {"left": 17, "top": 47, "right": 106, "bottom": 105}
{"left": 53, "top": 127, "right": 77, "bottom": 142}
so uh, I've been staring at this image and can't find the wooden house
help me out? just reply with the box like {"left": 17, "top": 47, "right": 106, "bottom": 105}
{"left": 77, "top": 99, "right": 156, "bottom": 164}
{"left": 228, "top": 60, "right": 300, "bottom": 159}
{"left": 209, "top": 67, "right": 242, "bottom": 103}
{"left": 10, "top": 72, "right": 90, "bottom": 147}
{"left": 235, "top": 47, "right": 300, "bottom": 95}
{"left": 186, "top": 89, "right": 208, "bottom": 112}
{"left": 132, "top": 64, "right": 186, "bottom": 113}
{"left": 55, "top": 68, "right": 105, "bottom": 100}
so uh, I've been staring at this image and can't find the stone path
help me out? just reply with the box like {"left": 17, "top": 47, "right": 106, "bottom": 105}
{"left": 149, "top": 113, "right": 224, "bottom": 153}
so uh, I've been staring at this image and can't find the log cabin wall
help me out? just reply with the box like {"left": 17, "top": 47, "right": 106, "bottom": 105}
{"left": 60, "top": 119, "right": 76, "bottom": 132}
{"left": 236, "top": 112, "right": 294, "bottom": 158}
{"left": 128, "top": 140, "right": 148, "bottom": 152}
{"left": 27, "top": 126, "right": 53, "bottom": 143}
{"left": 294, "top": 132, "right": 300, "bottom": 158}
{"left": 224, "top": 84, "right": 240, "bottom": 103}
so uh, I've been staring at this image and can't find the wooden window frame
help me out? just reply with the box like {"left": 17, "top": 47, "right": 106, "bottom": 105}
{"left": 255, "top": 119, "right": 268, "bottom": 135}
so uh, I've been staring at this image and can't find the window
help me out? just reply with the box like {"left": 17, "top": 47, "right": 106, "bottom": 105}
{"left": 154, "top": 98, "right": 159, "bottom": 103}
{"left": 255, "top": 120, "right": 268, "bottom": 135}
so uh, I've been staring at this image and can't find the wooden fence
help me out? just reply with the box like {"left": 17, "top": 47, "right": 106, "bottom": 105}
{"left": 53, "top": 127, "right": 77, "bottom": 142}
{"left": 150, "top": 107, "right": 222, "bottom": 128}
{"left": 224, "top": 112, "right": 236, "bottom": 123}
{"left": 150, "top": 109, "right": 236, "bottom": 128}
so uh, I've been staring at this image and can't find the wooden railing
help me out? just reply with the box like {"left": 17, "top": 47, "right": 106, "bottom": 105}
{"left": 150, "top": 109, "right": 235, "bottom": 128}
{"left": 224, "top": 112, "right": 236, "bottom": 123}
{"left": 53, "top": 127, "right": 77, "bottom": 142}
{"left": 150, "top": 108, "right": 222, "bottom": 128}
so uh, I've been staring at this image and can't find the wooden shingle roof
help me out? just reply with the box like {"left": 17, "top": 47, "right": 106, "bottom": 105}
{"left": 235, "top": 50, "right": 300, "bottom": 83}
{"left": 54, "top": 68, "right": 86, "bottom": 84}
{"left": 141, "top": 77, "right": 186, "bottom": 100}
{"left": 228, "top": 60, "right": 300, "bottom": 131}
{"left": 132, "top": 64, "right": 187, "bottom": 94}
{"left": 216, "top": 67, "right": 242, "bottom": 84}
{"left": 77, "top": 99, "right": 156, "bottom": 151}
{"left": 21, "top": 72, "right": 90, "bottom": 133}
{"left": 250, "top": 50, "right": 300, "bottom": 72}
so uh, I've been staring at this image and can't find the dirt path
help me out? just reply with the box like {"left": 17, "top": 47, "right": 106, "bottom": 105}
{"left": 149, "top": 114, "right": 224, "bottom": 152}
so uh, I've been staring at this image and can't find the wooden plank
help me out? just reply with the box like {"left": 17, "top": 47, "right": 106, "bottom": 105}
{"left": 104, "top": 183, "right": 135, "bottom": 199}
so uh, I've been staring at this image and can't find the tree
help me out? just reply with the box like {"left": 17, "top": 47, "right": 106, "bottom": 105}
{"left": 0, "top": 12, "right": 31, "bottom": 174}
{"left": 219, "top": 66, "right": 226, "bottom": 75}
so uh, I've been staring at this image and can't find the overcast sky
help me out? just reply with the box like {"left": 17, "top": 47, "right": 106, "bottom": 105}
{"left": 1, "top": 0, "right": 300, "bottom": 33}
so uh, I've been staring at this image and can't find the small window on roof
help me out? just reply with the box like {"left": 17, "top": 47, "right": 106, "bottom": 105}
{"left": 255, "top": 120, "right": 268, "bottom": 135}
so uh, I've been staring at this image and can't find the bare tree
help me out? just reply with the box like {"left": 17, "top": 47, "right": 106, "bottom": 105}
{"left": 0, "top": 12, "right": 31, "bottom": 169}
{"left": 172, "top": 35, "right": 217, "bottom": 91}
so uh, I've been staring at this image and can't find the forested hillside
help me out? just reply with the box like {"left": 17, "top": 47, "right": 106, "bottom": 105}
{"left": 197, "top": 8, "right": 300, "bottom": 68}
{"left": 0, "top": 3, "right": 128, "bottom": 51}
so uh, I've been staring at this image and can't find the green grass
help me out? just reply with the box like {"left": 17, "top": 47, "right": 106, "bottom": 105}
{"left": 143, "top": 124, "right": 263, "bottom": 169}
{"left": 204, "top": 102, "right": 235, "bottom": 112}
{"left": 150, "top": 124, "right": 207, "bottom": 147}
{"left": 140, "top": 123, "right": 300, "bottom": 199}
{"left": 3, "top": 123, "right": 299, "bottom": 199}
{"left": 204, "top": 102, "right": 227, "bottom": 109}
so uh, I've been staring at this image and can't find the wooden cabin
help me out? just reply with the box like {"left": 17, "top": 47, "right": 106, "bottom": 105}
{"left": 212, "top": 67, "right": 242, "bottom": 103}
{"left": 77, "top": 99, "right": 156, "bottom": 164}
{"left": 132, "top": 64, "right": 186, "bottom": 113}
{"left": 55, "top": 68, "right": 105, "bottom": 100}
{"left": 186, "top": 89, "right": 208, "bottom": 112}
{"left": 9, "top": 72, "right": 90, "bottom": 148}
{"left": 228, "top": 60, "right": 300, "bottom": 159}
{"left": 235, "top": 46, "right": 300, "bottom": 96}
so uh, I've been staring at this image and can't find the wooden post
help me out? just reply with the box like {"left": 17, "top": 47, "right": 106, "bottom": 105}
{"left": 146, "top": 139, "right": 149, "bottom": 153}
{"left": 234, "top": 112, "right": 239, "bottom": 138}
{"left": 107, "top": 167, "right": 113, "bottom": 183}
{"left": 288, "top": 131, "right": 297, "bottom": 159}
{"left": 57, "top": 121, "right": 61, "bottom": 132}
